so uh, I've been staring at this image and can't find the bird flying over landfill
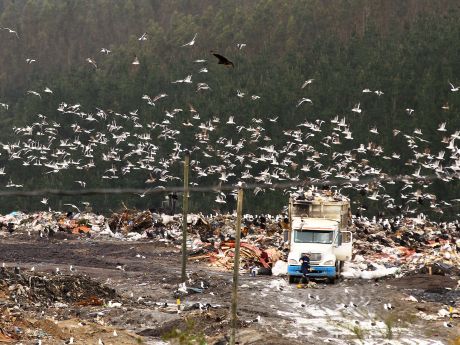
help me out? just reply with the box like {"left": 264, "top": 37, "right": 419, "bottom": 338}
{"left": 211, "top": 51, "right": 234, "bottom": 67}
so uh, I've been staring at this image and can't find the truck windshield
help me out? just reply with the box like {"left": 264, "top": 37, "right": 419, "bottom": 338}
{"left": 294, "top": 230, "right": 334, "bottom": 244}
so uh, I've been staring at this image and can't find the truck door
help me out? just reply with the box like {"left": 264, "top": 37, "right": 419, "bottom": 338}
{"left": 333, "top": 231, "right": 352, "bottom": 261}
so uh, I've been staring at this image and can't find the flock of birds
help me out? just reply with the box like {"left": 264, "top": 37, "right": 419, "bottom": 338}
{"left": 0, "top": 28, "right": 459, "bottom": 218}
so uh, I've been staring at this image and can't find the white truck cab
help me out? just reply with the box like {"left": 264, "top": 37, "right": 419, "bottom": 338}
{"left": 286, "top": 193, "right": 352, "bottom": 283}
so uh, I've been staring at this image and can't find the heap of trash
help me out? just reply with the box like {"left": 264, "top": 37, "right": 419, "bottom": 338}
{"left": 1, "top": 207, "right": 459, "bottom": 279}
{"left": 345, "top": 214, "right": 460, "bottom": 279}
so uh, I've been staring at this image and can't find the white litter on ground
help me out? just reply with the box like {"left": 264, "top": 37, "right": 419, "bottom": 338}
{"left": 271, "top": 260, "right": 288, "bottom": 276}
{"left": 341, "top": 261, "right": 399, "bottom": 279}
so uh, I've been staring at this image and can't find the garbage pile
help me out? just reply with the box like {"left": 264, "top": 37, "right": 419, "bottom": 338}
{"left": 185, "top": 214, "right": 286, "bottom": 273}
{"left": 0, "top": 210, "right": 105, "bottom": 236}
{"left": 346, "top": 215, "right": 460, "bottom": 279}
{"left": 1, "top": 207, "right": 460, "bottom": 279}
{"left": 0, "top": 266, "right": 125, "bottom": 344}
{"left": 0, "top": 266, "right": 118, "bottom": 307}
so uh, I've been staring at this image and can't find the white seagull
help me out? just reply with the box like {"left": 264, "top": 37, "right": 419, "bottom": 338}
{"left": 449, "top": 82, "right": 459, "bottom": 92}
{"left": 181, "top": 33, "right": 197, "bottom": 47}
{"left": 296, "top": 98, "right": 313, "bottom": 107}
{"left": 2, "top": 27, "right": 19, "bottom": 38}
{"left": 86, "top": 57, "right": 97, "bottom": 69}
{"left": 27, "top": 90, "right": 41, "bottom": 98}
{"left": 406, "top": 108, "right": 415, "bottom": 115}
{"left": 301, "top": 79, "right": 314, "bottom": 88}
{"left": 351, "top": 103, "right": 361, "bottom": 113}
{"left": 437, "top": 122, "right": 447, "bottom": 131}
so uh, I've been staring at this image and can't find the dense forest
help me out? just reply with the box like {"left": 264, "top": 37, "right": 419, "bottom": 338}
{"left": 0, "top": 0, "right": 459, "bottom": 217}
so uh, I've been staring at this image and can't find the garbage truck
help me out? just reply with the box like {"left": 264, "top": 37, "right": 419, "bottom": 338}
{"left": 286, "top": 191, "right": 352, "bottom": 283}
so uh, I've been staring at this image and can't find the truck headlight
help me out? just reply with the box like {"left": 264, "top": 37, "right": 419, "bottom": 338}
{"left": 288, "top": 259, "right": 298, "bottom": 265}
{"left": 322, "top": 260, "right": 335, "bottom": 266}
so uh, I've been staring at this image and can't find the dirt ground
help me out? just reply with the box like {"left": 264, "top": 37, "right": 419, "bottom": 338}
{"left": 0, "top": 233, "right": 459, "bottom": 345}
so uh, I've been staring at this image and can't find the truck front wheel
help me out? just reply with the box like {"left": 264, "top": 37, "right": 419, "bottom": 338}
{"left": 288, "top": 275, "right": 297, "bottom": 284}
{"left": 327, "top": 262, "right": 342, "bottom": 284}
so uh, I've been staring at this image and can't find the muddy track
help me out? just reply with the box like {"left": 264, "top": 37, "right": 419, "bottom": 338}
{"left": 0, "top": 236, "right": 459, "bottom": 344}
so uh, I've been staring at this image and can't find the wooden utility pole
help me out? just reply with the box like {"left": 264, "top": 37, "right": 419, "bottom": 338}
{"left": 181, "top": 151, "right": 190, "bottom": 283}
{"left": 230, "top": 188, "right": 244, "bottom": 345}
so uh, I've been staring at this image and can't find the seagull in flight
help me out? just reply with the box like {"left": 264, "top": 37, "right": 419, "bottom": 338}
{"left": 2, "top": 27, "right": 19, "bottom": 38}
{"left": 44, "top": 87, "right": 53, "bottom": 94}
{"left": 138, "top": 32, "right": 148, "bottom": 41}
{"left": 132, "top": 56, "right": 140, "bottom": 65}
{"left": 437, "top": 122, "right": 447, "bottom": 131}
{"left": 449, "top": 82, "right": 459, "bottom": 92}
{"left": 27, "top": 90, "right": 41, "bottom": 98}
{"left": 368, "top": 190, "right": 379, "bottom": 201}
{"left": 405, "top": 108, "right": 414, "bottom": 115}
{"left": 75, "top": 180, "right": 86, "bottom": 188}
{"left": 296, "top": 98, "right": 313, "bottom": 107}
{"left": 181, "top": 33, "right": 197, "bottom": 47}
{"left": 64, "top": 203, "right": 81, "bottom": 213}
{"left": 352, "top": 103, "right": 361, "bottom": 113}
{"left": 100, "top": 47, "right": 111, "bottom": 54}
{"left": 215, "top": 192, "right": 226, "bottom": 204}
{"left": 301, "top": 79, "right": 314, "bottom": 88}
{"left": 86, "top": 57, "right": 97, "bottom": 69}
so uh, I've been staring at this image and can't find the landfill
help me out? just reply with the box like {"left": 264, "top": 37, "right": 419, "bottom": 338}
{"left": 0, "top": 205, "right": 459, "bottom": 344}
{"left": 1, "top": 205, "right": 459, "bottom": 280}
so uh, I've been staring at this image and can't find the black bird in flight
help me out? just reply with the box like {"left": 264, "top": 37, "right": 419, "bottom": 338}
{"left": 211, "top": 51, "right": 234, "bottom": 67}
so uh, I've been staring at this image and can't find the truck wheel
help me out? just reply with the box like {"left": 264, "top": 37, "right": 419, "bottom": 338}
{"left": 336, "top": 261, "right": 343, "bottom": 282}
{"left": 328, "top": 277, "right": 337, "bottom": 284}
{"left": 288, "top": 275, "right": 296, "bottom": 284}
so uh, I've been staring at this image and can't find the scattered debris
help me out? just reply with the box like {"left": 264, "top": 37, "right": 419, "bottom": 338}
{"left": 1, "top": 209, "right": 460, "bottom": 281}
